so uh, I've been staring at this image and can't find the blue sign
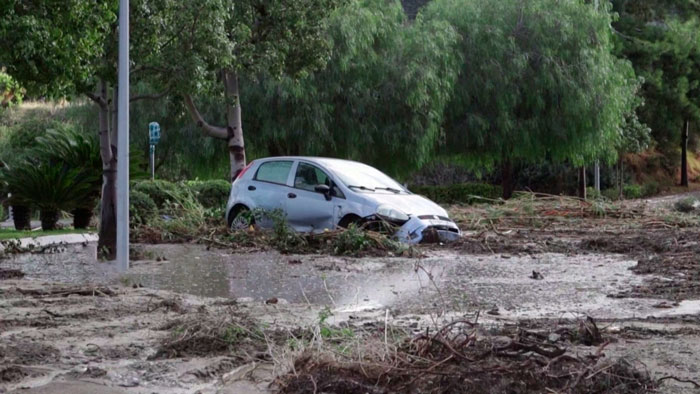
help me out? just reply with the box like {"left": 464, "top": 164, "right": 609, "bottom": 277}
{"left": 149, "top": 122, "right": 161, "bottom": 145}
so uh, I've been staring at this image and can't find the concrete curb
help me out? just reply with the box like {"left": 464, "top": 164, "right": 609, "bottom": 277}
{"left": 0, "top": 233, "right": 98, "bottom": 250}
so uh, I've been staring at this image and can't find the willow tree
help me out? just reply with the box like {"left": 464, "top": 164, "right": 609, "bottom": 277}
{"left": 156, "top": 0, "right": 344, "bottom": 180}
{"left": 423, "top": 0, "right": 637, "bottom": 198}
{"left": 613, "top": 1, "right": 700, "bottom": 187}
{"left": 242, "top": 0, "right": 461, "bottom": 175}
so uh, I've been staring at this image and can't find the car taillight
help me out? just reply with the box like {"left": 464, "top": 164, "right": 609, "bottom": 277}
{"left": 235, "top": 161, "right": 254, "bottom": 181}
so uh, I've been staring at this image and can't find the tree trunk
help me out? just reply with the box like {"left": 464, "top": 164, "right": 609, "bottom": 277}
{"left": 681, "top": 119, "right": 689, "bottom": 187}
{"left": 501, "top": 158, "right": 514, "bottom": 199}
{"left": 12, "top": 205, "right": 31, "bottom": 230}
{"left": 223, "top": 70, "right": 246, "bottom": 181}
{"left": 578, "top": 166, "right": 586, "bottom": 199}
{"left": 72, "top": 207, "right": 93, "bottom": 229}
{"left": 40, "top": 210, "right": 59, "bottom": 231}
{"left": 183, "top": 69, "right": 247, "bottom": 182}
{"left": 618, "top": 157, "right": 624, "bottom": 200}
{"left": 96, "top": 80, "right": 117, "bottom": 259}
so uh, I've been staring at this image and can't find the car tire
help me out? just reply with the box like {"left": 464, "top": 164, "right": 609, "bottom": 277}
{"left": 228, "top": 205, "right": 253, "bottom": 230}
{"left": 338, "top": 214, "right": 362, "bottom": 229}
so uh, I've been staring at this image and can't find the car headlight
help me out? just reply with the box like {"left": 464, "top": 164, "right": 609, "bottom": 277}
{"left": 376, "top": 205, "right": 409, "bottom": 223}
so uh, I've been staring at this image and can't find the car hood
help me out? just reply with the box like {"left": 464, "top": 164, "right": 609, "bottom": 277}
{"left": 362, "top": 193, "right": 448, "bottom": 217}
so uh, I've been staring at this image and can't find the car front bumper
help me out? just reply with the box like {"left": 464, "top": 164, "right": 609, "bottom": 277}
{"left": 395, "top": 216, "right": 461, "bottom": 244}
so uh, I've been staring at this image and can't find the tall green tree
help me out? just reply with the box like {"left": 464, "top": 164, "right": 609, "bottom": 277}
{"left": 242, "top": 0, "right": 460, "bottom": 175}
{"left": 613, "top": 1, "right": 700, "bottom": 186}
{"left": 0, "top": 0, "right": 172, "bottom": 257}
{"left": 156, "top": 0, "right": 344, "bottom": 181}
{"left": 423, "top": 0, "right": 638, "bottom": 198}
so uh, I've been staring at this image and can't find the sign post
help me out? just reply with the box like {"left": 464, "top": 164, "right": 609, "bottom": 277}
{"left": 149, "top": 122, "right": 161, "bottom": 180}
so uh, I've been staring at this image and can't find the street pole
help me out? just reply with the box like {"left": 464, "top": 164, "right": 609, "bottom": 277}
{"left": 116, "top": 0, "right": 130, "bottom": 271}
{"left": 150, "top": 146, "right": 155, "bottom": 180}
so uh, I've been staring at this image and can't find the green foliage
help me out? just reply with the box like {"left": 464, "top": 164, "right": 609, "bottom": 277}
{"left": 244, "top": 0, "right": 461, "bottom": 174}
{"left": 623, "top": 184, "right": 643, "bottom": 199}
{"left": 601, "top": 188, "right": 621, "bottom": 201}
{"left": 424, "top": 0, "right": 637, "bottom": 169}
{"left": 613, "top": 2, "right": 700, "bottom": 152}
{"left": 674, "top": 197, "right": 700, "bottom": 213}
{"left": 0, "top": 70, "right": 23, "bottom": 107}
{"left": 133, "top": 180, "right": 181, "bottom": 209}
{"left": 0, "top": 160, "right": 96, "bottom": 211}
{"left": 409, "top": 183, "right": 502, "bottom": 204}
{"left": 586, "top": 187, "right": 602, "bottom": 200}
{"left": 186, "top": 179, "right": 230, "bottom": 209}
{"left": 0, "top": 117, "right": 63, "bottom": 166}
{"left": 332, "top": 224, "right": 374, "bottom": 256}
{"left": 129, "top": 190, "right": 157, "bottom": 225}
{"left": 641, "top": 181, "right": 661, "bottom": 198}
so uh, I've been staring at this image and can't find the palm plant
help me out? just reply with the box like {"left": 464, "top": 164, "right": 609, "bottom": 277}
{"left": 33, "top": 127, "right": 102, "bottom": 228}
{"left": 0, "top": 161, "right": 97, "bottom": 230}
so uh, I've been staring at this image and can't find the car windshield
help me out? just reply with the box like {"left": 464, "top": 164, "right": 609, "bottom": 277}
{"left": 320, "top": 160, "right": 406, "bottom": 193}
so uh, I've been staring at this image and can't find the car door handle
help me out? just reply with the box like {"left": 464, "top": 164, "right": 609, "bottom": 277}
{"left": 248, "top": 185, "right": 256, "bottom": 191}
{"left": 287, "top": 193, "right": 297, "bottom": 199}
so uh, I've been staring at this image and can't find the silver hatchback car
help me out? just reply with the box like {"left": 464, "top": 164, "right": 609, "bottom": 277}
{"left": 225, "top": 157, "right": 461, "bottom": 243}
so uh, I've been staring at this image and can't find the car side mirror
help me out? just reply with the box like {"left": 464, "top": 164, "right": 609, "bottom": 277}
{"left": 314, "top": 184, "right": 332, "bottom": 200}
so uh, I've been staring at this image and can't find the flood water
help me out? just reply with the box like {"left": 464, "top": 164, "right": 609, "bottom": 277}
{"left": 0, "top": 242, "right": 684, "bottom": 319}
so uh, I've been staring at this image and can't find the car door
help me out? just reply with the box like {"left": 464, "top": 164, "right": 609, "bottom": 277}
{"left": 249, "top": 160, "right": 294, "bottom": 227}
{"left": 285, "top": 161, "right": 336, "bottom": 232}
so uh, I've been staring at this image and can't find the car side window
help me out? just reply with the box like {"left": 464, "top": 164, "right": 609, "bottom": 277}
{"left": 294, "top": 163, "right": 329, "bottom": 191}
{"left": 294, "top": 162, "right": 345, "bottom": 198}
{"left": 254, "top": 161, "right": 293, "bottom": 185}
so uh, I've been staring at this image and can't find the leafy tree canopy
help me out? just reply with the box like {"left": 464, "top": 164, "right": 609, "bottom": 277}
{"left": 243, "top": 0, "right": 461, "bottom": 175}
{"left": 423, "top": 0, "right": 638, "bottom": 169}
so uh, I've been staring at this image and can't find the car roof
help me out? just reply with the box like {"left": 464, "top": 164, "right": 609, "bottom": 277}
{"left": 254, "top": 156, "right": 365, "bottom": 167}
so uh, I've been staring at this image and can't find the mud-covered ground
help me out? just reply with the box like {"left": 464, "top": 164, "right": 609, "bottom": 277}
{"left": 1, "top": 194, "right": 700, "bottom": 393}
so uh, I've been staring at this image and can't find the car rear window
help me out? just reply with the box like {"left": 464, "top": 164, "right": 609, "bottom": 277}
{"left": 254, "top": 161, "right": 293, "bottom": 184}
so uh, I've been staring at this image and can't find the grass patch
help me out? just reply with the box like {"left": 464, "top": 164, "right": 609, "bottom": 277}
{"left": 0, "top": 228, "right": 93, "bottom": 240}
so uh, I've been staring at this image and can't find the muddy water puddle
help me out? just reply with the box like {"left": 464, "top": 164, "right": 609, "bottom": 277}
{"left": 0, "top": 243, "right": 685, "bottom": 320}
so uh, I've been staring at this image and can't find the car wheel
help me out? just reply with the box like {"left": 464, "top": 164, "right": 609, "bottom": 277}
{"left": 229, "top": 206, "right": 253, "bottom": 230}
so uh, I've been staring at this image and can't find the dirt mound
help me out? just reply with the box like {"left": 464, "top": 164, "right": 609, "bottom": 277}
{"left": 151, "top": 310, "right": 270, "bottom": 359}
{"left": 0, "top": 342, "right": 59, "bottom": 365}
{"left": 0, "top": 269, "right": 24, "bottom": 280}
{"left": 278, "top": 320, "right": 656, "bottom": 394}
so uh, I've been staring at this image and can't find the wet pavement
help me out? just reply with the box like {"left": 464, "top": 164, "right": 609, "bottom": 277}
{"left": 2, "top": 243, "right": 697, "bottom": 321}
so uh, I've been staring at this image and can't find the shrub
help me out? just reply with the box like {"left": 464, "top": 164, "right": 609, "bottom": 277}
{"left": 133, "top": 180, "right": 181, "bottom": 209}
{"left": 641, "top": 181, "right": 660, "bottom": 198}
{"left": 187, "top": 179, "right": 230, "bottom": 209}
{"left": 622, "top": 184, "right": 642, "bottom": 200}
{"left": 601, "top": 188, "right": 620, "bottom": 201}
{"left": 130, "top": 191, "right": 157, "bottom": 225}
{"left": 586, "top": 187, "right": 602, "bottom": 200}
{"left": 409, "top": 183, "right": 502, "bottom": 204}
{"left": 674, "top": 197, "right": 700, "bottom": 213}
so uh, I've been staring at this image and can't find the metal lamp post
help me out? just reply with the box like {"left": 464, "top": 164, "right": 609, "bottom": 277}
{"left": 116, "top": 0, "right": 130, "bottom": 271}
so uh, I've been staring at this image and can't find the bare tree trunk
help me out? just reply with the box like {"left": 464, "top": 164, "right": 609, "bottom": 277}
{"left": 618, "top": 157, "right": 623, "bottom": 199}
{"left": 501, "top": 158, "right": 514, "bottom": 199}
{"left": 681, "top": 119, "right": 689, "bottom": 187}
{"left": 97, "top": 82, "right": 118, "bottom": 259}
{"left": 223, "top": 70, "right": 246, "bottom": 181}
{"left": 183, "top": 69, "right": 247, "bottom": 181}
{"left": 578, "top": 166, "right": 586, "bottom": 199}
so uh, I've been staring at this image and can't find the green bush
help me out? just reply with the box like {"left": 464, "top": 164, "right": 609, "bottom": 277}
{"left": 409, "top": 183, "right": 502, "bottom": 204}
{"left": 132, "top": 180, "right": 181, "bottom": 209}
{"left": 623, "top": 184, "right": 642, "bottom": 200}
{"left": 130, "top": 190, "right": 157, "bottom": 225}
{"left": 641, "top": 181, "right": 660, "bottom": 198}
{"left": 601, "top": 188, "right": 620, "bottom": 201}
{"left": 674, "top": 197, "right": 699, "bottom": 213}
{"left": 586, "top": 187, "right": 602, "bottom": 200}
{"left": 186, "top": 179, "right": 230, "bottom": 209}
